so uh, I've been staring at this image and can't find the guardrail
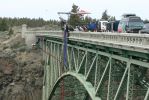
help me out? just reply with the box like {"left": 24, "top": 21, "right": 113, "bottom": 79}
{"left": 32, "top": 31, "right": 149, "bottom": 46}
{"left": 24, "top": 30, "right": 149, "bottom": 52}
{"left": 70, "top": 32, "right": 149, "bottom": 46}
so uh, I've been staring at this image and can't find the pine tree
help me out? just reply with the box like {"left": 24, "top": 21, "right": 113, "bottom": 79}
{"left": 101, "top": 10, "right": 110, "bottom": 20}
{"left": 144, "top": 19, "right": 149, "bottom": 24}
{"left": 84, "top": 16, "right": 92, "bottom": 24}
{"left": 68, "top": 4, "right": 81, "bottom": 27}
{"left": 0, "top": 19, "right": 9, "bottom": 31}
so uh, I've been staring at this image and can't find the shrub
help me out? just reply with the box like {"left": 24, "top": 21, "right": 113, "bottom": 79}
{"left": 0, "top": 19, "right": 9, "bottom": 31}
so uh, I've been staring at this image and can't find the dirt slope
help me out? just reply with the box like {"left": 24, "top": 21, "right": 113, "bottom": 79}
{"left": 0, "top": 30, "right": 44, "bottom": 100}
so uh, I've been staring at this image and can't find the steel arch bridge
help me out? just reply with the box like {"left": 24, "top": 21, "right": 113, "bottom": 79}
{"left": 35, "top": 32, "right": 149, "bottom": 100}
{"left": 24, "top": 29, "right": 149, "bottom": 100}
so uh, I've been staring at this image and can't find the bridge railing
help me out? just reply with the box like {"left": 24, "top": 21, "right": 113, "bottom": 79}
{"left": 22, "top": 24, "right": 149, "bottom": 51}
{"left": 32, "top": 31, "right": 149, "bottom": 46}
{"left": 34, "top": 31, "right": 149, "bottom": 53}
{"left": 70, "top": 32, "right": 149, "bottom": 46}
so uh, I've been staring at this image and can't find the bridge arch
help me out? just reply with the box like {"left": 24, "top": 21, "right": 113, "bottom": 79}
{"left": 48, "top": 72, "right": 101, "bottom": 100}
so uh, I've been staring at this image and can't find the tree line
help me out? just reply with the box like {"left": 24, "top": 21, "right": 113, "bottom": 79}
{"left": 0, "top": 17, "right": 60, "bottom": 31}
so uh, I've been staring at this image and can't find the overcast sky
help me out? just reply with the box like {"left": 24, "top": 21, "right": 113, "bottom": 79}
{"left": 0, "top": 0, "right": 149, "bottom": 21}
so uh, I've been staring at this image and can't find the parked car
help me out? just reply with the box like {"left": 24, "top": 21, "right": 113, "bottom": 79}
{"left": 139, "top": 23, "right": 149, "bottom": 34}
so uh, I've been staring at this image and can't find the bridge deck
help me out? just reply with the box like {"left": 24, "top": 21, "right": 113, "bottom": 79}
{"left": 32, "top": 31, "right": 149, "bottom": 54}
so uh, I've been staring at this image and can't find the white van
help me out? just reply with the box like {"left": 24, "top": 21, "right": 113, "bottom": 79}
{"left": 97, "top": 21, "right": 108, "bottom": 32}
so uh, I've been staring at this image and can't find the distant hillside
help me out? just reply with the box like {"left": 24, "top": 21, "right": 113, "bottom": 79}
{"left": 0, "top": 17, "right": 61, "bottom": 31}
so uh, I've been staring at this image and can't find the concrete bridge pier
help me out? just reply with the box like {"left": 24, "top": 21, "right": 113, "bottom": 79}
{"left": 22, "top": 24, "right": 36, "bottom": 49}
{"left": 22, "top": 24, "right": 27, "bottom": 38}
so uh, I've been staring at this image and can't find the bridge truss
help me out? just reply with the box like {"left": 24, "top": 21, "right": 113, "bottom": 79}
{"left": 39, "top": 35, "right": 149, "bottom": 100}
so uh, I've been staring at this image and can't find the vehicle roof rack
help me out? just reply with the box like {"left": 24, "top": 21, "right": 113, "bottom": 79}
{"left": 122, "top": 14, "right": 136, "bottom": 18}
